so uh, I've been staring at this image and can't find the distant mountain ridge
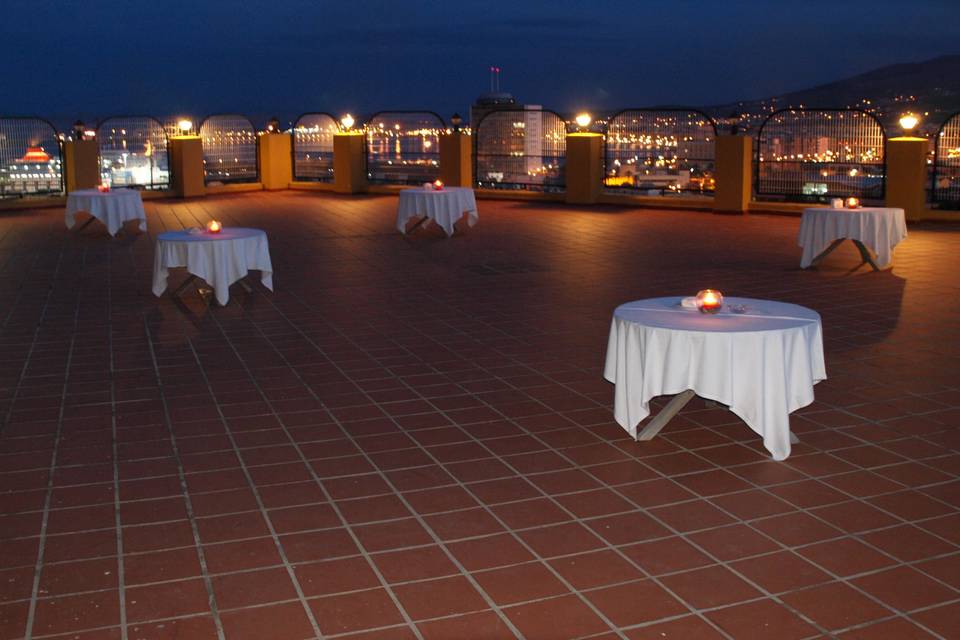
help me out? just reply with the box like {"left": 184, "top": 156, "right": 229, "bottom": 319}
{"left": 711, "top": 54, "right": 960, "bottom": 130}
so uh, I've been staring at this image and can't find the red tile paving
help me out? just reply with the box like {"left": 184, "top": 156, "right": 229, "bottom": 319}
{"left": 0, "top": 190, "right": 959, "bottom": 639}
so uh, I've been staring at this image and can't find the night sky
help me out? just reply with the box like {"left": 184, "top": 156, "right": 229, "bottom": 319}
{"left": 2, "top": 0, "right": 956, "bottom": 125}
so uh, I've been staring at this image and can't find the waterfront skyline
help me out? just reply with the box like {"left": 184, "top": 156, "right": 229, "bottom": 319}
{"left": 1, "top": 0, "right": 957, "bottom": 123}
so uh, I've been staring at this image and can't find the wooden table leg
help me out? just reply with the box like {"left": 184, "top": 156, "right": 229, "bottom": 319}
{"left": 406, "top": 216, "right": 429, "bottom": 234}
{"left": 72, "top": 217, "right": 96, "bottom": 234}
{"left": 806, "top": 238, "right": 845, "bottom": 268}
{"left": 852, "top": 240, "right": 881, "bottom": 271}
{"left": 637, "top": 390, "right": 696, "bottom": 441}
{"left": 172, "top": 275, "right": 198, "bottom": 297}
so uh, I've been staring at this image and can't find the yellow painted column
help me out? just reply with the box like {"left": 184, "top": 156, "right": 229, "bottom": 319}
{"left": 439, "top": 132, "right": 472, "bottom": 187}
{"left": 63, "top": 140, "right": 100, "bottom": 192}
{"left": 713, "top": 135, "right": 752, "bottom": 214}
{"left": 169, "top": 136, "right": 206, "bottom": 198}
{"left": 259, "top": 132, "right": 292, "bottom": 191}
{"left": 886, "top": 137, "right": 927, "bottom": 222}
{"left": 565, "top": 133, "right": 603, "bottom": 205}
{"left": 333, "top": 132, "right": 368, "bottom": 194}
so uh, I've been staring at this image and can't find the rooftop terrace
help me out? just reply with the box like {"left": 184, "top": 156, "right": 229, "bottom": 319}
{"left": 1, "top": 192, "right": 960, "bottom": 639}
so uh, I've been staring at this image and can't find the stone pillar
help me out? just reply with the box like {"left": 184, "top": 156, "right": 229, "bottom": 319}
{"left": 886, "top": 137, "right": 927, "bottom": 222}
{"left": 169, "top": 136, "right": 205, "bottom": 198}
{"left": 565, "top": 133, "right": 603, "bottom": 205}
{"left": 439, "top": 132, "right": 472, "bottom": 187}
{"left": 714, "top": 135, "right": 752, "bottom": 214}
{"left": 259, "top": 132, "right": 292, "bottom": 190}
{"left": 63, "top": 140, "right": 100, "bottom": 192}
{"left": 333, "top": 133, "right": 368, "bottom": 194}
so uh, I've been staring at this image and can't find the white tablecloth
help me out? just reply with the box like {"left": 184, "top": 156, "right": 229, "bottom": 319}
{"left": 397, "top": 187, "right": 478, "bottom": 236}
{"left": 65, "top": 189, "right": 147, "bottom": 236}
{"left": 603, "top": 297, "right": 826, "bottom": 460}
{"left": 799, "top": 207, "right": 907, "bottom": 269}
{"left": 152, "top": 228, "right": 273, "bottom": 305}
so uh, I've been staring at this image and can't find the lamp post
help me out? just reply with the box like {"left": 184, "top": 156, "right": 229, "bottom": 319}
{"left": 450, "top": 113, "right": 463, "bottom": 133}
{"left": 266, "top": 117, "right": 281, "bottom": 134}
{"left": 574, "top": 112, "right": 592, "bottom": 133}
{"left": 72, "top": 120, "right": 86, "bottom": 141}
{"left": 899, "top": 113, "right": 919, "bottom": 135}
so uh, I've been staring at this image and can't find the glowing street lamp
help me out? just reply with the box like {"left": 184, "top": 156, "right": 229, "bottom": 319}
{"left": 266, "top": 117, "right": 281, "bottom": 134}
{"left": 575, "top": 113, "right": 592, "bottom": 130}
{"left": 340, "top": 114, "right": 355, "bottom": 131}
{"left": 177, "top": 119, "right": 194, "bottom": 136}
{"left": 899, "top": 113, "right": 919, "bottom": 134}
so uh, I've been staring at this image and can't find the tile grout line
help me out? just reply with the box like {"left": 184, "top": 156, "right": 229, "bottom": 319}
{"left": 141, "top": 316, "right": 228, "bottom": 640}
{"left": 23, "top": 244, "right": 76, "bottom": 640}
{"left": 180, "top": 328, "right": 329, "bottom": 639}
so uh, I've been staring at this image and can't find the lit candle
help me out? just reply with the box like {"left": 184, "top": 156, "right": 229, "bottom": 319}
{"left": 207, "top": 220, "right": 222, "bottom": 233}
{"left": 433, "top": 179, "right": 444, "bottom": 191}
{"left": 696, "top": 289, "right": 724, "bottom": 314}
{"left": 845, "top": 197, "right": 860, "bottom": 209}
{"left": 97, "top": 183, "right": 110, "bottom": 193}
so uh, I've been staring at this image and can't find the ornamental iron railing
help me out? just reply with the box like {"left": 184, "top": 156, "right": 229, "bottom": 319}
{"left": 292, "top": 112, "right": 337, "bottom": 182}
{"left": 474, "top": 108, "right": 566, "bottom": 192}
{"left": 755, "top": 108, "right": 886, "bottom": 200}
{"left": 604, "top": 108, "right": 717, "bottom": 195}
{"left": 932, "top": 111, "right": 960, "bottom": 208}
{"left": 365, "top": 111, "right": 444, "bottom": 184}
{"left": 96, "top": 115, "right": 170, "bottom": 189}
{"left": 199, "top": 114, "right": 259, "bottom": 184}
{"left": 0, "top": 117, "right": 63, "bottom": 198}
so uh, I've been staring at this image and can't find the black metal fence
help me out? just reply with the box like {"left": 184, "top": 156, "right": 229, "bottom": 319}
{"left": 96, "top": 116, "right": 170, "bottom": 189}
{"left": 932, "top": 111, "right": 960, "bottom": 208}
{"left": 604, "top": 109, "right": 717, "bottom": 195}
{"left": 755, "top": 108, "right": 886, "bottom": 200}
{"left": 474, "top": 108, "right": 567, "bottom": 192}
{"left": 0, "top": 117, "right": 63, "bottom": 198}
{"left": 292, "top": 112, "right": 337, "bottom": 182}
{"left": 199, "top": 114, "right": 259, "bottom": 184}
{"left": 365, "top": 111, "right": 444, "bottom": 184}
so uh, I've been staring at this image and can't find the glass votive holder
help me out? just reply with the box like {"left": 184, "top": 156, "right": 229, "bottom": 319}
{"left": 696, "top": 289, "right": 724, "bottom": 314}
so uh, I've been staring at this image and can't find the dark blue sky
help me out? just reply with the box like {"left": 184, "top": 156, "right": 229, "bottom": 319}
{"left": 2, "top": 0, "right": 956, "bottom": 125}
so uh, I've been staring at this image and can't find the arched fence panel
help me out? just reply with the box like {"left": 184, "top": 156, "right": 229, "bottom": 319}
{"left": 933, "top": 111, "right": 960, "bottom": 208}
{"left": 0, "top": 117, "right": 63, "bottom": 198}
{"left": 96, "top": 116, "right": 169, "bottom": 189}
{"left": 604, "top": 109, "right": 717, "bottom": 194}
{"left": 365, "top": 111, "right": 444, "bottom": 184}
{"left": 199, "top": 114, "right": 259, "bottom": 184}
{"left": 292, "top": 112, "right": 337, "bottom": 182}
{"left": 474, "top": 108, "right": 566, "bottom": 192}
{"left": 756, "top": 108, "right": 886, "bottom": 200}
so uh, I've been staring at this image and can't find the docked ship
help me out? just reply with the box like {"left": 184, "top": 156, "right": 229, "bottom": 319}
{"left": 0, "top": 145, "right": 63, "bottom": 197}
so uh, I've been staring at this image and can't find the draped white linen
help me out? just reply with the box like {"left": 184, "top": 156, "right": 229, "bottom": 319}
{"left": 799, "top": 207, "right": 907, "bottom": 269}
{"left": 603, "top": 297, "right": 826, "bottom": 460}
{"left": 152, "top": 228, "right": 273, "bottom": 306}
{"left": 397, "top": 187, "right": 478, "bottom": 236}
{"left": 65, "top": 189, "right": 147, "bottom": 236}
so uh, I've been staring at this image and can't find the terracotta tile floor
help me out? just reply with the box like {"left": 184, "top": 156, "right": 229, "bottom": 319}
{"left": 1, "top": 191, "right": 959, "bottom": 640}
